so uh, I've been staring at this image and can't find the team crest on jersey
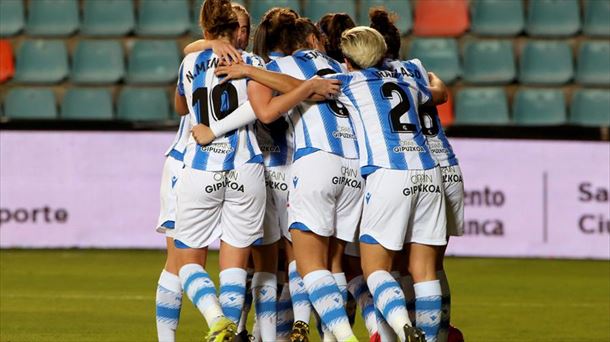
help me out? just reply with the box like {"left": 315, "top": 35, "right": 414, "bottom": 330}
{"left": 393, "top": 140, "right": 426, "bottom": 153}
{"left": 200, "top": 143, "right": 234, "bottom": 154}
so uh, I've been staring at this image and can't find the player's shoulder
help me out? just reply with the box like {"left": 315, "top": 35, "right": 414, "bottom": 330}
{"left": 240, "top": 51, "right": 265, "bottom": 67}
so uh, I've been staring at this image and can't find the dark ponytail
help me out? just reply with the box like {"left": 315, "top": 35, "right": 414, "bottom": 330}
{"left": 319, "top": 13, "right": 355, "bottom": 61}
{"left": 369, "top": 7, "right": 400, "bottom": 60}
{"left": 253, "top": 8, "right": 299, "bottom": 62}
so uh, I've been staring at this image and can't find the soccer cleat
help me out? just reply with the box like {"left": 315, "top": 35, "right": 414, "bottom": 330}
{"left": 234, "top": 329, "right": 254, "bottom": 342}
{"left": 403, "top": 324, "right": 426, "bottom": 342}
{"left": 448, "top": 325, "right": 465, "bottom": 342}
{"left": 369, "top": 332, "right": 381, "bottom": 342}
{"left": 344, "top": 336, "right": 359, "bottom": 342}
{"left": 206, "top": 317, "right": 237, "bottom": 342}
{"left": 289, "top": 320, "right": 310, "bottom": 342}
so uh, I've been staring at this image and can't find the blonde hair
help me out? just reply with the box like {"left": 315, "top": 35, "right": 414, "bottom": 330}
{"left": 340, "top": 26, "right": 387, "bottom": 69}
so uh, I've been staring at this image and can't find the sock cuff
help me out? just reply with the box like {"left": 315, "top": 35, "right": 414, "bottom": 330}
{"left": 332, "top": 272, "right": 347, "bottom": 287}
{"left": 414, "top": 280, "right": 441, "bottom": 298}
{"left": 178, "top": 263, "right": 205, "bottom": 279}
{"left": 288, "top": 260, "right": 298, "bottom": 273}
{"left": 219, "top": 267, "right": 248, "bottom": 281}
{"left": 367, "top": 270, "right": 392, "bottom": 289}
{"left": 159, "top": 269, "right": 182, "bottom": 293}
{"left": 251, "top": 271, "right": 278, "bottom": 289}
{"left": 302, "top": 269, "right": 332, "bottom": 290}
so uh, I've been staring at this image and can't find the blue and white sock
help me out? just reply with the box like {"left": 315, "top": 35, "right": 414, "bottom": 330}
{"left": 414, "top": 280, "right": 442, "bottom": 342}
{"left": 333, "top": 272, "right": 348, "bottom": 304}
{"left": 437, "top": 271, "right": 451, "bottom": 342}
{"left": 237, "top": 268, "right": 254, "bottom": 333}
{"left": 252, "top": 272, "right": 277, "bottom": 341}
{"left": 401, "top": 275, "right": 416, "bottom": 325}
{"left": 376, "top": 308, "right": 397, "bottom": 341}
{"left": 367, "top": 270, "right": 411, "bottom": 342}
{"left": 179, "top": 263, "right": 223, "bottom": 327}
{"left": 303, "top": 270, "right": 355, "bottom": 341}
{"left": 219, "top": 268, "right": 248, "bottom": 324}
{"left": 288, "top": 261, "right": 312, "bottom": 324}
{"left": 347, "top": 275, "right": 377, "bottom": 337}
{"left": 277, "top": 283, "right": 294, "bottom": 341}
{"left": 156, "top": 270, "right": 182, "bottom": 342}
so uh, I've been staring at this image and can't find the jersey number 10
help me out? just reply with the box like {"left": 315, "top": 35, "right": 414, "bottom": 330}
{"left": 192, "top": 83, "right": 239, "bottom": 126}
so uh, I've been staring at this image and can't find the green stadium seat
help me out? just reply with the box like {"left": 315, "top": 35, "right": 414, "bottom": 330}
{"left": 25, "top": 0, "right": 79, "bottom": 37}
{"left": 470, "top": 0, "right": 524, "bottom": 36}
{"left": 117, "top": 88, "right": 169, "bottom": 121}
{"left": 71, "top": 40, "right": 125, "bottom": 85}
{"left": 61, "top": 88, "right": 114, "bottom": 120}
{"left": 513, "top": 89, "right": 567, "bottom": 125}
{"left": 304, "top": 0, "right": 355, "bottom": 22}
{"left": 519, "top": 40, "right": 573, "bottom": 85}
{"left": 136, "top": 0, "right": 190, "bottom": 36}
{"left": 0, "top": 0, "right": 24, "bottom": 37}
{"left": 14, "top": 40, "right": 68, "bottom": 83}
{"left": 81, "top": 0, "right": 135, "bottom": 36}
{"left": 570, "top": 89, "right": 610, "bottom": 127}
{"left": 360, "top": 0, "right": 412, "bottom": 34}
{"left": 455, "top": 88, "right": 509, "bottom": 125}
{"left": 583, "top": 0, "right": 610, "bottom": 37}
{"left": 249, "top": 0, "right": 301, "bottom": 23}
{"left": 526, "top": 0, "right": 580, "bottom": 37}
{"left": 408, "top": 38, "right": 460, "bottom": 84}
{"left": 127, "top": 40, "right": 180, "bottom": 84}
{"left": 462, "top": 40, "right": 515, "bottom": 84}
{"left": 576, "top": 41, "right": 610, "bottom": 86}
{"left": 4, "top": 88, "right": 57, "bottom": 119}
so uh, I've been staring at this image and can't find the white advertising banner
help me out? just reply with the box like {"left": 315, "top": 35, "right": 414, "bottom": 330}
{"left": 1, "top": 131, "right": 608, "bottom": 259}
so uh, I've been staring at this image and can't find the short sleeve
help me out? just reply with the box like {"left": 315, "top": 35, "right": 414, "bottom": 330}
{"left": 177, "top": 61, "right": 185, "bottom": 96}
{"left": 406, "top": 58, "right": 432, "bottom": 105}
{"left": 245, "top": 53, "right": 266, "bottom": 69}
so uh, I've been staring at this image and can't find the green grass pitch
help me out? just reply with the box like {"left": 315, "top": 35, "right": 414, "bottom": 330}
{"left": 1, "top": 250, "right": 608, "bottom": 341}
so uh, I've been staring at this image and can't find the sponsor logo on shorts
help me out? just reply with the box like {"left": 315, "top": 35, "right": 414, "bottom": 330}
{"left": 429, "top": 140, "right": 449, "bottom": 154}
{"left": 402, "top": 184, "right": 441, "bottom": 197}
{"left": 265, "top": 170, "right": 288, "bottom": 191}
{"left": 292, "top": 176, "right": 299, "bottom": 187}
{"left": 365, "top": 192, "right": 371, "bottom": 204}
{"left": 260, "top": 144, "right": 280, "bottom": 153}
{"left": 441, "top": 166, "right": 463, "bottom": 183}
{"left": 393, "top": 140, "right": 426, "bottom": 153}
{"left": 206, "top": 171, "right": 245, "bottom": 193}
{"left": 332, "top": 126, "right": 357, "bottom": 140}
{"left": 200, "top": 143, "right": 234, "bottom": 154}
{"left": 171, "top": 176, "right": 178, "bottom": 188}
{"left": 332, "top": 167, "right": 362, "bottom": 189}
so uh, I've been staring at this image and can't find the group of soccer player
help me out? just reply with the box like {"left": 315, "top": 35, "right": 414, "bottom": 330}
{"left": 154, "top": 1, "right": 465, "bottom": 342}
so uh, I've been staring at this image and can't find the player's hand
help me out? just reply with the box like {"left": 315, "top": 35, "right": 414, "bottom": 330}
{"left": 215, "top": 64, "right": 251, "bottom": 83}
{"left": 306, "top": 76, "right": 341, "bottom": 99}
{"left": 210, "top": 40, "right": 242, "bottom": 65}
{"left": 191, "top": 124, "right": 216, "bottom": 146}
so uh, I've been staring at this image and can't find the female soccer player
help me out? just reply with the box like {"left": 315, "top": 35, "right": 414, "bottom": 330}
{"left": 172, "top": 1, "right": 338, "bottom": 341}
{"left": 369, "top": 8, "right": 465, "bottom": 342}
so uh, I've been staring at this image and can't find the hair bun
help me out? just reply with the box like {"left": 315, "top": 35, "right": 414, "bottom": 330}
{"left": 369, "top": 8, "right": 394, "bottom": 30}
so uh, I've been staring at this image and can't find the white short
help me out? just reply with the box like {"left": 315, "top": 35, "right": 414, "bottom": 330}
{"left": 174, "top": 162, "right": 266, "bottom": 249}
{"left": 156, "top": 156, "right": 184, "bottom": 236}
{"left": 441, "top": 165, "right": 465, "bottom": 237}
{"left": 261, "top": 164, "right": 291, "bottom": 245}
{"left": 288, "top": 151, "right": 364, "bottom": 243}
{"left": 360, "top": 166, "right": 447, "bottom": 250}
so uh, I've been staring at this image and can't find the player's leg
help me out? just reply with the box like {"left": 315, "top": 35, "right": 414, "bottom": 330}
{"left": 287, "top": 239, "right": 313, "bottom": 341}
{"left": 437, "top": 164, "right": 465, "bottom": 342}
{"left": 155, "top": 157, "right": 184, "bottom": 342}
{"left": 408, "top": 166, "right": 448, "bottom": 342}
{"left": 219, "top": 162, "right": 266, "bottom": 336}
{"left": 251, "top": 242, "right": 279, "bottom": 341}
{"left": 289, "top": 152, "right": 357, "bottom": 341}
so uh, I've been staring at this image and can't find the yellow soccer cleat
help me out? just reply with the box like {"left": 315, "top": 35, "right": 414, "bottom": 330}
{"left": 206, "top": 317, "right": 237, "bottom": 342}
{"left": 289, "top": 320, "right": 310, "bottom": 342}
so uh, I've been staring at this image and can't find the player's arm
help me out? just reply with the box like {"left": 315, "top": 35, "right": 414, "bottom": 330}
{"left": 183, "top": 39, "right": 242, "bottom": 64}
{"left": 427, "top": 72, "right": 448, "bottom": 105}
{"left": 216, "top": 64, "right": 332, "bottom": 101}
{"left": 174, "top": 88, "right": 189, "bottom": 116}
{"left": 191, "top": 101, "right": 256, "bottom": 145}
{"left": 248, "top": 77, "right": 340, "bottom": 124}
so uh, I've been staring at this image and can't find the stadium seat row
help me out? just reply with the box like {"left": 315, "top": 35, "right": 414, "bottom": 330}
{"left": 1, "top": 88, "right": 172, "bottom": 122}
{"left": 1, "top": 0, "right": 608, "bottom": 38}
{"left": 2, "top": 87, "right": 608, "bottom": 128}
{"left": 455, "top": 88, "right": 609, "bottom": 127}
{"left": 1, "top": 40, "right": 181, "bottom": 84}
{"left": 409, "top": 39, "right": 609, "bottom": 85}
{"left": 2, "top": 38, "right": 608, "bottom": 87}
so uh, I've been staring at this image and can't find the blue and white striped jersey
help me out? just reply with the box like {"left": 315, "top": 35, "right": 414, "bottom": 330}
{"left": 255, "top": 52, "right": 294, "bottom": 167}
{"left": 178, "top": 49, "right": 264, "bottom": 171}
{"left": 266, "top": 49, "right": 359, "bottom": 161}
{"left": 384, "top": 59, "right": 459, "bottom": 167}
{"left": 164, "top": 115, "right": 191, "bottom": 162}
{"left": 327, "top": 60, "right": 438, "bottom": 175}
